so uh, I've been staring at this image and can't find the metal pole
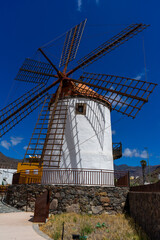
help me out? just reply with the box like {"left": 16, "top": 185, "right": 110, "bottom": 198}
{"left": 144, "top": 147, "right": 150, "bottom": 183}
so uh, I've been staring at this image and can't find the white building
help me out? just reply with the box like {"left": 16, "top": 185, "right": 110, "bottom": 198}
{"left": 42, "top": 82, "right": 114, "bottom": 185}
{"left": 0, "top": 168, "right": 17, "bottom": 185}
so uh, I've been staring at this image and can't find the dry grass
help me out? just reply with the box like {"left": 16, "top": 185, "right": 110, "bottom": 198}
{"left": 39, "top": 213, "right": 149, "bottom": 240}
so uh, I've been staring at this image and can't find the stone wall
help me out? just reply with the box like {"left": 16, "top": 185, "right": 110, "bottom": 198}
{"left": 6, "top": 184, "right": 129, "bottom": 214}
{"left": 129, "top": 192, "right": 160, "bottom": 240}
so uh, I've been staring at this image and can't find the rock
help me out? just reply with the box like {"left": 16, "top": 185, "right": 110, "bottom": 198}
{"left": 21, "top": 206, "right": 26, "bottom": 211}
{"left": 6, "top": 184, "right": 129, "bottom": 215}
{"left": 50, "top": 199, "right": 58, "bottom": 210}
{"left": 55, "top": 192, "right": 61, "bottom": 198}
{"left": 91, "top": 206, "right": 103, "bottom": 214}
{"left": 99, "top": 192, "right": 107, "bottom": 196}
{"left": 103, "top": 203, "right": 109, "bottom": 207}
{"left": 100, "top": 197, "right": 110, "bottom": 203}
{"left": 104, "top": 211, "right": 116, "bottom": 215}
{"left": 29, "top": 202, "right": 35, "bottom": 209}
{"left": 16, "top": 202, "right": 26, "bottom": 208}
{"left": 26, "top": 207, "right": 32, "bottom": 212}
{"left": 66, "top": 204, "right": 80, "bottom": 213}
{"left": 90, "top": 201, "right": 94, "bottom": 206}
{"left": 77, "top": 190, "right": 85, "bottom": 195}
{"left": 61, "top": 192, "right": 65, "bottom": 198}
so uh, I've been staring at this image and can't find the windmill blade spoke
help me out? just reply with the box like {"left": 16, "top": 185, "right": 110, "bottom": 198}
{"left": 0, "top": 80, "right": 60, "bottom": 137}
{"left": 40, "top": 81, "right": 69, "bottom": 168}
{"left": 40, "top": 81, "right": 63, "bottom": 165}
{"left": 59, "top": 19, "right": 87, "bottom": 71}
{"left": 70, "top": 72, "right": 157, "bottom": 118}
{"left": 15, "top": 58, "right": 56, "bottom": 84}
{"left": 22, "top": 94, "right": 52, "bottom": 165}
{"left": 24, "top": 91, "right": 70, "bottom": 168}
{"left": 67, "top": 23, "right": 149, "bottom": 76}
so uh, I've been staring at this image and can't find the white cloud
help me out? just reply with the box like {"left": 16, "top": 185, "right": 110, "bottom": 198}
{"left": 23, "top": 145, "right": 28, "bottom": 150}
{"left": 106, "top": 87, "right": 128, "bottom": 107}
{"left": 77, "top": 0, "right": 99, "bottom": 11}
{"left": 123, "top": 148, "right": 147, "bottom": 159}
{"left": 10, "top": 137, "right": 23, "bottom": 146}
{"left": 0, "top": 140, "right": 11, "bottom": 150}
{"left": 77, "top": 0, "right": 82, "bottom": 11}
{"left": 134, "top": 69, "right": 148, "bottom": 80}
{"left": 134, "top": 72, "right": 145, "bottom": 80}
{"left": 112, "top": 130, "right": 116, "bottom": 135}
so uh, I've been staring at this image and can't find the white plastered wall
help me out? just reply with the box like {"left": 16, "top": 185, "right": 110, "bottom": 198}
{"left": 61, "top": 98, "right": 113, "bottom": 170}
{"left": 0, "top": 169, "right": 17, "bottom": 185}
{"left": 45, "top": 97, "right": 113, "bottom": 170}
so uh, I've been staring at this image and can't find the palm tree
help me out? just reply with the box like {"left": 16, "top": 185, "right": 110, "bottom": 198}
{"left": 140, "top": 160, "right": 147, "bottom": 185}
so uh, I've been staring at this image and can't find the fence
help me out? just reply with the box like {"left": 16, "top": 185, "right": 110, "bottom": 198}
{"left": 130, "top": 180, "right": 160, "bottom": 192}
{"left": 12, "top": 168, "right": 129, "bottom": 187}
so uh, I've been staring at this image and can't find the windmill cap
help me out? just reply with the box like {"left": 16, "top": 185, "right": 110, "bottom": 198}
{"left": 49, "top": 81, "right": 112, "bottom": 110}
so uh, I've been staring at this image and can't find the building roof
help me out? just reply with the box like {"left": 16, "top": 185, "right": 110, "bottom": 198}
{"left": 50, "top": 81, "right": 111, "bottom": 109}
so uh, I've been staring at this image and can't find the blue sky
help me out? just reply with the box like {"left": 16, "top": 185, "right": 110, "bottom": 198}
{"left": 0, "top": 0, "right": 159, "bottom": 167}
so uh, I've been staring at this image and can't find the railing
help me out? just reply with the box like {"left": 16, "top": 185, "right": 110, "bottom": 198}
{"left": 113, "top": 142, "right": 122, "bottom": 160}
{"left": 13, "top": 168, "right": 129, "bottom": 187}
{"left": 42, "top": 168, "right": 115, "bottom": 186}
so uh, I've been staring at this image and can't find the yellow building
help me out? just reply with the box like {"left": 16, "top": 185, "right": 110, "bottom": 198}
{"left": 17, "top": 157, "right": 43, "bottom": 184}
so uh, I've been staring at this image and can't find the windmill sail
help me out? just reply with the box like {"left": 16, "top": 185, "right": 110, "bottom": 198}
{"left": 15, "top": 58, "right": 56, "bottom": 84}
{"left": 0, "top": 80, "right": 60, "bottom": 137}
{"left": 23, "top": 92, "right": 69, "bottom": 168}
{"left": 67, "top": 23, "right": 149, "bottom": 76}
{"left": 40, "top": 82, "right": 69, "bottom": 168}
{"left": 23, "top": 95, "right": 52, "bottom": 165}
{"left": 71, "top": 72, "right": 157, "bottom": 118}
{"left": 59, "top": 19, "right": 87, "bottom": 70}
{"left": 41, "top": 97, "right": 69, "bottom": 168}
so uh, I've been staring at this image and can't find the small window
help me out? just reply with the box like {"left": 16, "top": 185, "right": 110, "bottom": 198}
{"left": 25, "top": 170, "right": 29, "bottom": 174}
{"left": 76, "top": 103, "right": 86, "bottom": 115}
{"left": 33, "top": 169, "right": 38, "bottom": 175}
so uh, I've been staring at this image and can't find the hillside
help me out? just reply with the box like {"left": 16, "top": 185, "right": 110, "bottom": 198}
{"left": 0, "top": 152, "right": 20, "bottom": 169}
{"left": 114, "top": 164, "right": 160, "bottom": 178}
{"left": 132, "top": 165, "right": 160, "bottom": 185}
{"left": 0, "top": 151, "right": 160, "bottom": 176}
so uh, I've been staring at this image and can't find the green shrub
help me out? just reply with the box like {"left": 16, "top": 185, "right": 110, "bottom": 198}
{"left": 80, "top": 222, "right": 94, "bottom": 236}
{"left": 52, "top": 230, "right": 61, "bottom": 240}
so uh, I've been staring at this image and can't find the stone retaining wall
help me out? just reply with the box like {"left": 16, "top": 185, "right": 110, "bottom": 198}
{"left": 129, "top": 192, "right": 160, "bottom": 240}
{"left": 6, "top": 184, "right": 129, "bottom": 215}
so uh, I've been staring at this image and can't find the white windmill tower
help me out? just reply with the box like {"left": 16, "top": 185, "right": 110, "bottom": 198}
{"left": 0, "top": 20, "right": 157, "bottom": 185}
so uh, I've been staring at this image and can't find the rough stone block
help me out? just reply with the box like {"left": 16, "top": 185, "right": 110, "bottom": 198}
{"left": 91, "top": 206, "right": 103, "bottom": 214}
{"left": 55, "top": 192, "right": 60, "bottom": 198}
{"left": 100, "top": 197, "right": 110, "bottom": 203}
{"left": 103, "top": 203, "right": 109, "bottom": 207}
{"left": 66, "top": 204, "right": 80, "bottom": 213}
{"left": 50, "top": 199, "right": 58, "bottom": 210}
{"left": 99, "top": 192, "right": 107, "bottom": 196}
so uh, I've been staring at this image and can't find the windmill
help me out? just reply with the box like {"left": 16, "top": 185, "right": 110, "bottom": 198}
{"left": 0, "top": 20, "right": 157, "bottom": 185}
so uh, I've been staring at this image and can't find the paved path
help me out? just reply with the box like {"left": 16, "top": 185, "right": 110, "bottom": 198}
{"left": 0, "top": 212, "right": 46, "bottom": 240}
{"left": 0, "top": 197, "right": 21, "bottom": 213}
{"left": 0, "top": 198, "right": 49, "bottom": 240}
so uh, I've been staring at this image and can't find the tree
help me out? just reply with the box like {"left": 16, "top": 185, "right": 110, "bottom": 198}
{"left": 140, "top": 160, "right": 147, "bottom": 185}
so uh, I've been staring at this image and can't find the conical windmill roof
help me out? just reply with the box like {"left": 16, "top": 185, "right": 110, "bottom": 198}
{"left": 49, "top": 81, "right": 111, "bottom": 109}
